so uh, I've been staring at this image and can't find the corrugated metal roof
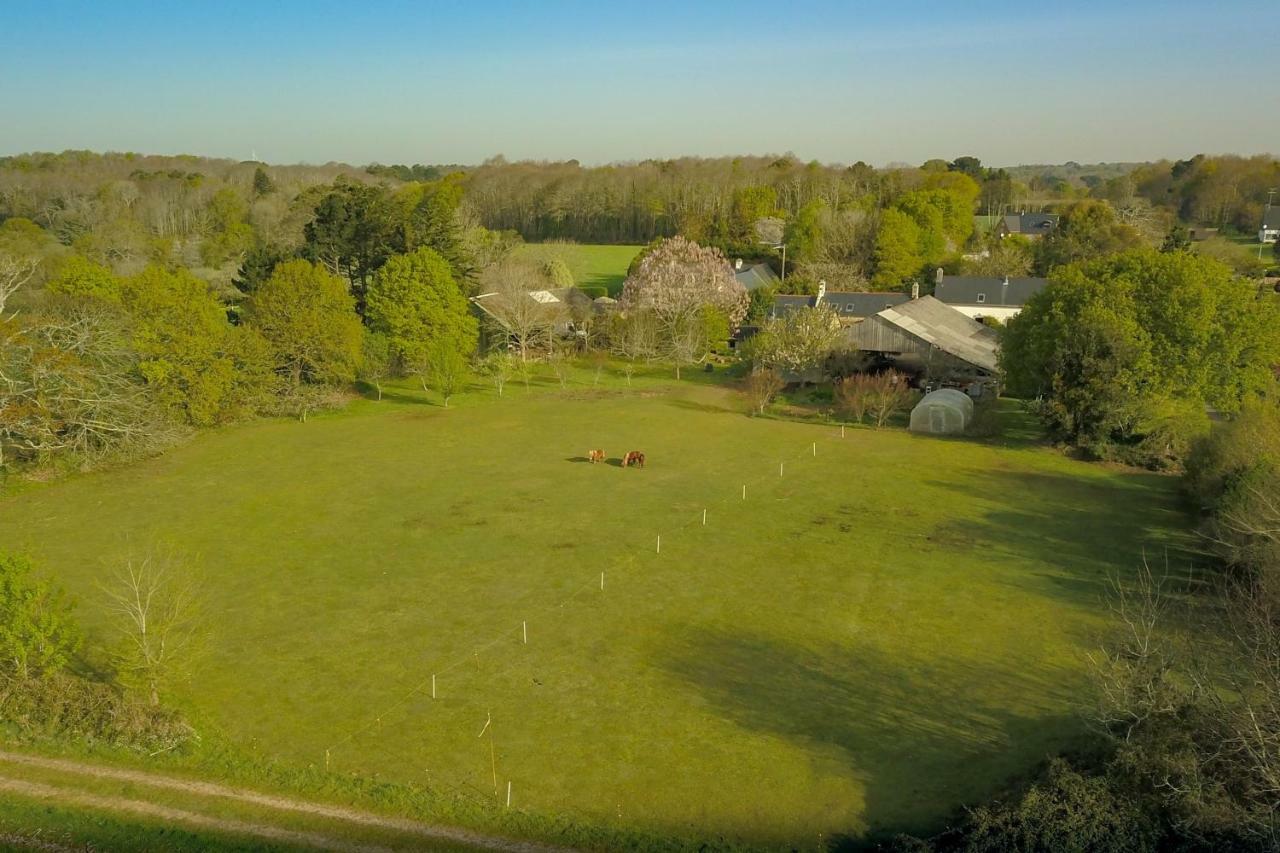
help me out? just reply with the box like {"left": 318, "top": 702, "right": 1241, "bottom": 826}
{"left": 864, "top": 296, "right": 1000, "bottom": 373}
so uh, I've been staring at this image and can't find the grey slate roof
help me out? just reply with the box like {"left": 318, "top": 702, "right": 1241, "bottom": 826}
{"left": 734, "top": 262, "right": 781, "bottom": 291}
{"left": 856, "top": 296, "right": 1000, "bottom": 374}
{"left": 933, "top": 276, "right": 1048, "bottom": 308}
{"left": 1262, "top": 208, "right": 1280, "bottom": 229}
{"left": 772, "top": 291, "right": 908, "bottom": 318}
{"left": 1001, "top": 213, "right": 1058, "bottom": 235}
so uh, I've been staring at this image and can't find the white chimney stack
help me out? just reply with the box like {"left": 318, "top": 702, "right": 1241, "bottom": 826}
{"left": 734, "top": 258, "right": 743, "bottom": 270}
{"left": 911, "top": 281, "right": 920, "bottom": 300}
{"left": 816, "top": 280, "right": 827, "bottom": 305}
{"left": 935, "top": 267, "right": 944, "bottom": 284}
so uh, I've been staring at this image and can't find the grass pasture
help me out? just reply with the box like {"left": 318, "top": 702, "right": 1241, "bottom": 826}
{"left": 510, "top": 243, "right": 643, "bottom": 295}
{"left": 0, "top": 373, "right": 1189, "bottom": 848}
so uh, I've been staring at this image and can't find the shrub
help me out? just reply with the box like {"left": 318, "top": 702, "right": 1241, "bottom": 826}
{"left": 837, "top": 371, "right": 911, "bottom": 427}
{"left": 959, "top": 759, "right": 1156, "bottom": 853}
{"left": 0, "top": 552, "right": 80, "bottom": 679}
{"left": 579, "top": 285, "right": 608, "bottom": 300}
{"left": 743, "top": 368, "right": 784, "bottom": 415}
{"left": 543, "top": 258, "right": 574, "bottom": 288}
{"left": 0, "top": 672, "right": 195, "bottom": 753}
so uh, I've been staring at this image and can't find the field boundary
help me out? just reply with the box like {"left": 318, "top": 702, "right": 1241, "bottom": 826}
{"left": 0, "top": 750, "right": 576, "bottom": 853}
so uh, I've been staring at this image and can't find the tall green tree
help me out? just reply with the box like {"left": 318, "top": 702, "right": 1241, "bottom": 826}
{"left": 121, "top": 266, "right": 274, "bottom": 425}
{"left": 784, "top": 199, "right": 826, "bottom": 263}
{"left": 402, "top": 174, "right": 471, "bottom": 279}
{"left": 245, "top": 259, "right": 362, "bottom": 386}
{"left": 365, "top": 247, "right": 478, "bottom": 373}
{"left": 872, "top": 209, "right": 923, "bottom": 289}
{"left": 45, "top": 255, "right": 122, "bottom": 302}
{"left": 302, "top": 179, "right": 398, "bottom": 309}
{"left": 1034, "top": 200, "right": 1145, "bottom": 274}
{"left": 252, "top": 166, "right": 275, "bottom": 198}
{"left": 1003, "top": 249, "right": 1280, "bottom": 459}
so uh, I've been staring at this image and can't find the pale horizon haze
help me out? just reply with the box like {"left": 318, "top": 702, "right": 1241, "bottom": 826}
{"left": 2, "top": 0, "right": 1277, "bottom": 167}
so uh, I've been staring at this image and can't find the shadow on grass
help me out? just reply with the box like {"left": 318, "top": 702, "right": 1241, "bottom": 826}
{"left": 564, "top": 456, "right": 631, "bottom": 467}
{"left": 375, "top": 389, "right": 438, "bottom": 406}
{"left": 921, "top": 467, "right": 1205, "bottom": 610}
{"left": 658, "top": 627, "right": 1085, "bottom": 844}
{"left": 665, "top": 397, "right": 740, "bottom": 416}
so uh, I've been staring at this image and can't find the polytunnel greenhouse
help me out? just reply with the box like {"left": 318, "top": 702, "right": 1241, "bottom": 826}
{"left": 909, "top": 388, "right": 974, "bottom": 435}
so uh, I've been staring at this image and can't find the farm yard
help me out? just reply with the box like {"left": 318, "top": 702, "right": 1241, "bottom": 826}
{"left": 0, "top": 369, "right": 1190, "bottom": 849}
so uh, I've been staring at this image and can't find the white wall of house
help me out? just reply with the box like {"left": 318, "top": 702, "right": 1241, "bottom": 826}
{"left": 1260, "top": 227, "right": 1279, "bottom": 244}
{"left": 947, "top": 305, "right": 1022, "bottom": 321}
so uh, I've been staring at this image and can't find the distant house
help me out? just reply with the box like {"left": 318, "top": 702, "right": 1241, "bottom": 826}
{"left": 471, "top": 286, "right": 594, "bottom": 336}
{"left": 997, "top": 212, "right": 1059, "bottom": 239}
{"left": 731, "top": 259, "right": 781, "bottom": 291}
{"left": 1260, "top": 208, "right": 1280, "bottom": 244}
{"left": 771, "top": 283, "right": 909, "bottom": 325}
{"left": 932, "top": 271, "right": 1048, "bottom": 321}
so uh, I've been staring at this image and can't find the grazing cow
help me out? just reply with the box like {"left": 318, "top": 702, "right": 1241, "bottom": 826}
{"left": 622, "top": 451, "right": 645, "bottom": 469}
{"left": 588, "top": 449, "right": 605, "bottom": 464}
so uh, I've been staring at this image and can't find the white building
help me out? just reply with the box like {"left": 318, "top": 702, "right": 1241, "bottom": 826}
{"left": 932, "top": 271, "right": 1049, "bottom": 322}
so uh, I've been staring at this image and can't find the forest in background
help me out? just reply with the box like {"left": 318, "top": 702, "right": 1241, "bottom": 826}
{"left": 3, "top": 150, "right": 1277, "bottom": 308}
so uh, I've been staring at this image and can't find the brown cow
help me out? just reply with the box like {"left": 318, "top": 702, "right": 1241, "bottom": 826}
{"left": 588, "top": 449, "right": 605, "bottom": 464}
{"left": 622, "top": 451, "right": 645, "bottom": 469}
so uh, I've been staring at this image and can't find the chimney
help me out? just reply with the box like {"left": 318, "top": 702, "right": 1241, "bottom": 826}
{"left": 1002, "top": 276, "right": 1010, "bottom": 303}
{"left": 911, "top": 281, "right": 920, "bottom": 300}
{"left": 935, "top": 267, "right": 944, "bottom": 285}
{"left": 734, "top": 258, "right": 743, "bottom": 270}
{"left": 816, "top": 280, "right": 826, "bottom": 305}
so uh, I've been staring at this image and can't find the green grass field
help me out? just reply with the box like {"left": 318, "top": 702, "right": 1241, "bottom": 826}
{"left": 0, "top": 370, "right": 1190, "bottom": 848}
{"left": 1193, "top": 233, "right": 1277, "bottom": 274}
{"left": 510, "top": 243, "right": 643, "bottom": 295}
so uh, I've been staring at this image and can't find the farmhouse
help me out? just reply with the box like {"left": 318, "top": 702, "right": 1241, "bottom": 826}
{"left": 471, "top": 286, "right": 592, "bottom": 328}
{"left": 772, "top": 283, "right": 909, "bottom": 325}
{"left": 1260, "top": 207, "right": 1280, "bottom": 243}
{"left": 732, "top": 259, "right": 781, "bottom": 291}
{"left": 997, "top": 212, "right": 1058, "bottom": 238}
{"left": 932, "top": 271, "right": 1048, "bottom": 321}
{"left": 850, "top": 295, "right": 1000, "bottom": 382}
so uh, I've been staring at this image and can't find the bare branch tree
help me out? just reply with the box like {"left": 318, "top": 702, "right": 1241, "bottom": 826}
{"left": 102, "top": 549, "right": 203, "bottom": 706}
{"left": 0, "top": 251, "right": 38, "bottom": 317}
{"left": 743, "top": 368, "right": 784, "bottom": 415}
{"left": 609, "top": 309, "right": 657, "bottom": 386}
{"left": 0, "top": 301, "right": 179, "bottom": 474}
{"left": 474, "top": 261, "right": 566, "bottom": 362}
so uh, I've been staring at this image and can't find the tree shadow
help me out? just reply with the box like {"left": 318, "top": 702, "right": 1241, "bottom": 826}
{"left": 657, "top": 626, "right": 1086, "bottom": 843}
{"left": 665, "top": 397, "right": 739, "bottom": 415}
{"left": 920, "top": 467, "right": 1206, "bottom": 612}
{"left": 375, "top": 388, "right": 437, "bottom": 406}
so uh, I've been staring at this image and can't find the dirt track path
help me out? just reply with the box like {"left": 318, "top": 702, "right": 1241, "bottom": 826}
{"left": 0, "top": 751, "right": 576, "bottom": 853}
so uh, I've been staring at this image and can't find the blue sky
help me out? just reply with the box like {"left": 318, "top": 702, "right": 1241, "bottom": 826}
{"left": 1, "top": 1, "right": 1276, "bottom": 166}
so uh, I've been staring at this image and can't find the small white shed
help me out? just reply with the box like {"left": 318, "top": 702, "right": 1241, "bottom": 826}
{"left": 909, "top": 389, "right": 974, "bottom": 435}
